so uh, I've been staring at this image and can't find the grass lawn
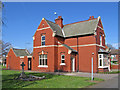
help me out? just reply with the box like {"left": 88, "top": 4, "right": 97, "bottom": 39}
{"left": 0, "top": 65, "right": 6, "bottom": 69}
{"left": 2, "top": 70, "right": 104, "bottom": 88}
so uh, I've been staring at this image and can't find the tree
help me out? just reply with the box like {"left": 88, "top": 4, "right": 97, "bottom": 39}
{"left": 0, "top": 40, "right": 12, "bottom": 57}
{"left": 106, "top": 43, "right": 115, "bottom": 50}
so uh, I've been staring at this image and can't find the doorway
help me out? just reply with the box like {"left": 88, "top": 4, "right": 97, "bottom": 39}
{"left": 28, "top": 58, "right": 31, "bottom": 70}
{"left": 71, "top": 57, "right": 75, "bottom": 72}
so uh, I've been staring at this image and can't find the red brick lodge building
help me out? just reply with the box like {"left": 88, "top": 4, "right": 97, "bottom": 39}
{"left": 6, "top": 16, "right": 111, "bottom": 73}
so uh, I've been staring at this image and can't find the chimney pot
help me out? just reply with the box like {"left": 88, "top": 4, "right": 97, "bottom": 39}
{"left": 92, "top": 16, "right": 94, "bottom": 19}
{"left": 89, "top": 16, "right": 92, "bottom": 19}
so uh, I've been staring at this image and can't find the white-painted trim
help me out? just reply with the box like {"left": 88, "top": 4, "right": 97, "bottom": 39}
{"left": 60, "top": 63, "right": 66, "bottom": 65}
{"left": 61, "top": 54, "right": 65, "bottom": 64}
{"left": 94, "top": 16, "right": 101, "bottom": 31}
{"left": 68, "top": 50, "right": 72, "bottom": 54}
{"left": 34, "top": 45, "right": 58, "bottom": 48}
{"left": 33, "top": 36, "right": 35, "bottom": 40}
{"left": 98, "top": 26, "right": 104, "bottom": 30}
{"left": 98, "top": 66, "right": 109, "bottom": 68}
{"left": 42, "top": 18, "right": 45, "bottom": 20}
{"left": 27, "top": 56, "right": 32, "bottom": 58}
{"left": 20, "top": 56, "right": 24, "bottom": 58}
{"left": 71, "top": 44, "right": 105, "bottom": 48}
{"left": 61, "top": 29, "right": 65, "bottom": 37}
{"left": 38, "top": 65, "right": 48, "bottom": 68}
{"left": 52, "top": 31, "right": 56, "bottom": 37}
{"left": 96, "top": 44, "right": 105, "bottom": 48}
{"left": 37, "top": 27, "right": 50, "bottom": 31}
{"left": 34, "top": 44, "right": 105, "bottom": 48}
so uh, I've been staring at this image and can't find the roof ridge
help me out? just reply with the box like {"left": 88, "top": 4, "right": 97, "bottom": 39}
{"left": 13, "top": 48, "right": 26, "bottom": 50}
{"left": 64, "top": 18, "right": 97, "bottom": 26}
{"left": 46, "top": 19, "right": 56, "bottom": 24}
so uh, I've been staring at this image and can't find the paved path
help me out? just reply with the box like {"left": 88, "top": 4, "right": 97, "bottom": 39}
{"left": 88, "top": 76, "right": 119, "bottom": 88}
{"left": 54, "top": 72, "right": 118, "bottom": 80}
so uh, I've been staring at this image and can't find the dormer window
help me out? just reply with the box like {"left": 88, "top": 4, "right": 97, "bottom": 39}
{"left": 100, "top": 35, "right": 102, "bottom": 45}
{"left": 41, "top": 35, "right": 45, "bottom": 46}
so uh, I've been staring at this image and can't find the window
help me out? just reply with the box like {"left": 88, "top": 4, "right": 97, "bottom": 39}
{"left": 99, "top": 59, "right": 102, "bottom": 66}
{"left": 100, "top": 35, "right": 102, "bottom": 45}
{"left": 99, "top": 54, "right": 103, "bottom": 67}
{"left": 98, "top": 54, "right": 109, "bottom": 68}
{"left": 61, "top": 55, "right": 65, "bottom": 63}
{"left": 41, "top": 35, "right": 45, "bottom": 46}
{"left": 39, "top": 54, "right": 47, "bottom": 66}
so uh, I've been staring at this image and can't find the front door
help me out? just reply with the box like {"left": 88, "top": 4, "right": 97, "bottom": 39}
{"left": 71, "top": 58, "right": 75, "bottom": 72}
{"left": 28, "top": 58, "right": 31, "bottom": 70}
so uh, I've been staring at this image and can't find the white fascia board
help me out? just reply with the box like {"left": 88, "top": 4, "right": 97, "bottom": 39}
{"left": 27, "top": 56, "right": 32, "bottom": 58}
{"left": 20, "top": 56, "right": 24, "bottom": 58}
{"left": 38, "top": 65, "right": 48, "bottom": 68}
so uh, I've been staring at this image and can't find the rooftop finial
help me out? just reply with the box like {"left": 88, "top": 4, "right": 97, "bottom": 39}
{"left": 54, "top": 12, "right": 58, "bottom": 19}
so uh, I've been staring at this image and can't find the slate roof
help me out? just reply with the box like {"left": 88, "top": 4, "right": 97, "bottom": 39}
{"left": 58, "top": 42, "right": 77, "bottom": 53}
{"left": 46, "top": 19, "right": 64, "bottom": 37}
{"left": 98, "top": 48, "right": 109, "bottom": 53}
{"left": 110, "top": 49, "right": 120, "bottom": 55}
{"left": 12, "top": 48, "right": 30, "bottom": 56}
{"left": 63, "top": 19, "right": 98, "bottom": 37}
{"left": 45, "top": 18, "right": 98, "bottom": 38}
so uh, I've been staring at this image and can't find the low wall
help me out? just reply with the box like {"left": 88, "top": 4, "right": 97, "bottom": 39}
{"left": 112, "top": 64, "right": 119, "bottom": 69}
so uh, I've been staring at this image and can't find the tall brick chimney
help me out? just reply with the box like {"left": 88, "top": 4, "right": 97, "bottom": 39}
{"left": 55, "top": 16, "right": 63, "bottom": 28}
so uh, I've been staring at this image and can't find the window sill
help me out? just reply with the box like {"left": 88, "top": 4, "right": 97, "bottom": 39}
{"left": 38, "top": 65, "right": 48, "bottom": 68}
{"left": 60, "top": 63, "right": 66, "bottom": 65}
{"left": 98, "top": 66, "right": 109, "bottom": 68}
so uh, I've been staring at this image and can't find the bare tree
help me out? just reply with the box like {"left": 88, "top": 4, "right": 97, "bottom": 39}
{"left": 0, "top": 40, "right": 12, "bottom": 56}
{"left": 106, "top": 43, "right": 115, "bottom": 50}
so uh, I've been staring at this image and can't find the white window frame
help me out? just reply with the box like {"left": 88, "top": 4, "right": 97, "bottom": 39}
{"left": 100, "top": 35, "right": 102, "bottom": 46}
{"left": 41, "top": 35, "right": 45, "bottom": 46}
{"left": 98, "top": 54, "right": 103, "bottom": 68}
{"left": 98, "top": 54, "right": 109, "bottom": 68}
{"left": 38, "top": 54, "right": 48, "bottom": 68}
{"left": 60, "top": 55, "right": 66, "bottom": 65}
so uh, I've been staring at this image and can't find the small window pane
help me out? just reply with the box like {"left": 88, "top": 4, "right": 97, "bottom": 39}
{"left": 44, "top": 55, "right": 47, "bottom": 58}
{"left": 40, "top": 59, "right": 41, "bottom": 65}
{"left": 39, "top": 55, "right": 41, "bottom": 58}
{"left": 41, "top": 55, "right": 44, "bottom": 58}
{"left": 62, "top": 60, "right": 65, "bottom": 63}
{"left": 62, "top": 55, "right": 65, "bottom": 59}
{"left": 45, "top": 59, "right": 47, "bottom": 65}
{"left": 100, "top": 59, "right": 102, "bottom": 66}
{"left": 99, "top": 55, "right": 101, "bottom": 58}
{"left": 42, "top": 36, "right": 45, "bottom": 40}
{"left": 42, "top": 42, "right": 44, "bottom": 45}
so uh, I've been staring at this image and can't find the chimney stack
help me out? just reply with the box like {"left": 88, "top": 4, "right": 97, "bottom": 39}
{"left": 89, "top": 16, "right": 94, "bottom": 20}
{"left": 55, "top": 16, "right": 63, "bottom": 28}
